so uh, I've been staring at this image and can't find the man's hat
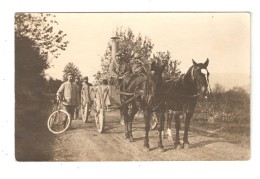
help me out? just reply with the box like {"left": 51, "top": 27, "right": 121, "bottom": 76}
{"left": 83, "top": 76, "right": 88, "bottom": 80}
{"left": 67, "top": 72, "right": 74, "bottom": 76}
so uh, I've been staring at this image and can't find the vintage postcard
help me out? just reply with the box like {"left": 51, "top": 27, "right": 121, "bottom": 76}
{"left": 15, "top": 12, "right": 250, "bottom": 162}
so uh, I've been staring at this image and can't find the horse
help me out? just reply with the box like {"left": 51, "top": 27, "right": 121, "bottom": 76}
{"left": 119, "top": 60, "right": 166, "bottom": 151}
{"left": 162, "top": 58, "right": 211, "bottom": 149}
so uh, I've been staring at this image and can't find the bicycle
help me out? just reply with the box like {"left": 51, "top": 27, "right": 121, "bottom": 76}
{"left": 47, "top": 99, "right": 71, "bottom": 134}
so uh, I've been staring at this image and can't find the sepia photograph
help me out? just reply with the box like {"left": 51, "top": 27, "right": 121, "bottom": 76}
{"left": 15, "top": 12, "right": 250, "bottom": 161}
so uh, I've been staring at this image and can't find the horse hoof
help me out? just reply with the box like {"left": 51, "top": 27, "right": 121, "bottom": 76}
{"left": 158, "top": 147, "right": 165, "bottom": 152}
{"left": 143, "top": 147, "right": 150, "bottom": 152}
{"left": 174, "top": 143, "right": 182, "bottom": 150}
{"left": 130, "top": 136, "right": 135, "bottom": 142}
{"left": 183, "top": 143, "right": 190, "bottom": 149}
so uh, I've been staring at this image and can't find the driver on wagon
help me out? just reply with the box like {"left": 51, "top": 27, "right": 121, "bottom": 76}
{"left": 109, "top": 52, "right": 131, "bottom": 89}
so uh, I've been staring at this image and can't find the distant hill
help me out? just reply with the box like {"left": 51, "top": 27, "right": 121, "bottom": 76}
{"left": 209, "top": 73, "right": 250, "bottom": 93}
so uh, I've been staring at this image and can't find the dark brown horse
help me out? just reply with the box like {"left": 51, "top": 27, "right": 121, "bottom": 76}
{"left": 119, "top": 61, "right": 166, "bottom": 151}
{"left": 162, "top": 59, "right": 211, "bottom": 149}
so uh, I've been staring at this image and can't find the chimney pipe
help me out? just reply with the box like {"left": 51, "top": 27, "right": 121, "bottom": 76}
{"left": 111, "top": 37, "right": 120, "bottom": 62}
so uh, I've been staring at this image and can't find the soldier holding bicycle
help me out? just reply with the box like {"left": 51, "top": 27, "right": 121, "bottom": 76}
{"left": 56, "top": 73, "right": 80, "bottom": 126}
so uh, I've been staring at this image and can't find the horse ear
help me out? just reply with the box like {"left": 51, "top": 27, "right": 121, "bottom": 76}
{"left": 192, "top": 59, "right": 197, "bottom": 66}
{"left": 203, "top": 58, "right": 209, "bottom": 68}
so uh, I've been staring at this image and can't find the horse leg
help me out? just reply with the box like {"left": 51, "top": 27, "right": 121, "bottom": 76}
{"left": 123, "top": 107, "right": 130, "bottom": 140}
{"left": 120, "top": 108, "right": 125, "bottom": 125}
{"left": 143, "top": 108, "right": 150, "bottom": 151}
{"left": 157, "top": 111, "right": 165, "bottom": 152}
{"left": 174, "top": 114, "right": 182, "bottom": 149}
{"left": 183, "top": 112, "right": 191, "bottom": 149}
{"left": 120, "top": 95, "right": 125, "bottom": 125}
{"left": 128, "top": 114, "right": 135, "bottom": 142}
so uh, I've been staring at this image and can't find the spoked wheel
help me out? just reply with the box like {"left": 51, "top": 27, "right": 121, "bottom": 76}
{"left": 150, "top": 112, "right": 158, "bottom": 130}
{"left": 81, "top": 104, "right": 90, "bottom": 123}
{"left": 47, "top": 109, "right": 71, "bottom": 134}
{"left": 95, "top": 108, "right": 105, "bottom": 133}
{"left": 93, "top": 87, "right": 106, "bottom": 133}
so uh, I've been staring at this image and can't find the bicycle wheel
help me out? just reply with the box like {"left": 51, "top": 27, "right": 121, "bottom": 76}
{"left": 150, "top": 112, "right": 158, "bottom": 130}
{"left": 81, "top": 104, "right": 90, "bottom": 123}
{"left": 47, "top": 109, "right": 71, "bottom": 134}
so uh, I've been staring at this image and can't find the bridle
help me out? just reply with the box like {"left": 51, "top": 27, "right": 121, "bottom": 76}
{"left": 190, "top": 66, "right": 212, "bottom": 94}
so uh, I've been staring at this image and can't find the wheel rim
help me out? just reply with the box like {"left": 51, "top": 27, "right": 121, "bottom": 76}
{"left": 82, "top": 104, "right": 89, "bottom": 123}
{"left": 95, "top": 109, "right": 104, "bottom": 133}
{"left": 47, "top": 109, "right": 71, "bottom": 134}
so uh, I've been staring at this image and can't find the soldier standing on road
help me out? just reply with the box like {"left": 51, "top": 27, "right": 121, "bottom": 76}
{"left": 81, "top": 76, "right": 93, "bottom": 109}
{"left": 56, "top": 73, "right": 80, "bottom": 128}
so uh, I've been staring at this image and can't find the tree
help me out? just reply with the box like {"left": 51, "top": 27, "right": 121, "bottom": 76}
{"left": 15, "top": 13, "right": 69, "bottom": 60}
{"left": 62, "top": 62, "right": 82, "bottom": 81}
{"left": 15, "top": 13, "right": 69, "bottom": 102}
{"left": 99, "top": 27, "right": 154, "bottom": 79}
{"left": 97, "top": 27, "right": 182, "bottom": 84}
{"left": 15, "top": 35, "right": 48, "bottom": 101}
{"left": 44, "top": 77, "right": 63, "bottom": 94}
{"left": 150, "top": 51, "right": 181, "bottom": 79}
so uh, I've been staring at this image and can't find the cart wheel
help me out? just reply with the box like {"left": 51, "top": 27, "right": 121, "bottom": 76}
{"left": 81, "top": 104, "right": 90, "bottom": 123}
{"left": 94, "top": 87, "right": 105, "bottom": 133}
{"left": 150, "top": 112, "right": 158, "bottom": 130}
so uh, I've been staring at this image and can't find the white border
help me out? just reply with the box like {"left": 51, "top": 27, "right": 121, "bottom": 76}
{"left": 1, "top": 0, "right": 259, "bottom": 179}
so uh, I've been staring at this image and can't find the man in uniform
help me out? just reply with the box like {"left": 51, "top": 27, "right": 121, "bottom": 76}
{"left": 131, "top": 53, "right": 148, "bottom": 76}
{"left": 109, "top": 52, "right": 131, "bottom": 89}
{"left": 74, "top": 76, "right": 82, "bottom": 119}
{"left": 81, "top": 76, "right": 93, "bottom": 110}
{"left": 56, "top": 73, "right": 80, "bottom": 128}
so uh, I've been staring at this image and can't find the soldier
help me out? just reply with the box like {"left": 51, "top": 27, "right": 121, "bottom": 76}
{"left": 56, "top": 73, "right": 80, "bottom": 128}
{"left": 81, "top": 76, "right": 93, "bottom": 110}
{"left": 109, "top": 52, "right": 131, "bottom": 89}
{"left": 131, "top": 53, "right": 149, "bottom": 76}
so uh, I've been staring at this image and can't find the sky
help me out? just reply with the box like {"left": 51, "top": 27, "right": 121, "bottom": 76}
{"left": 45, "top": 13, "right": 250, "bottom": 82}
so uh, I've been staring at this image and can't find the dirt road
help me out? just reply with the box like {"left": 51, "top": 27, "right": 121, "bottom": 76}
{"left": 50, "top": 111, "right": 249, "bottom": 161}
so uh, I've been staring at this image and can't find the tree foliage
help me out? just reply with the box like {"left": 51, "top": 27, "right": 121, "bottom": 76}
{"left": 62, "top": 62, "right": 82, "bottom": 81}
{"left": 15, "top": 13, "right": 69, "bottom": 60}
{"left": 44, "top": 77, "right": 63, "bottom": 94}
{"left": 15, "top": 13, "right": 69, "bottom": 105}
{"left": 150, "top": 51, "right": 181, "bottom": 79}
{"left": 98, "top": 27, "right": 181, "bottom": 81}
{"left": 15, "top": 35, "right": 48, "bottom": 101}
{"left": 99, "top": 27, "right": 154, "bottom": 79}
{"left": 194, "top": 85, "right": 250, "bottom": 125}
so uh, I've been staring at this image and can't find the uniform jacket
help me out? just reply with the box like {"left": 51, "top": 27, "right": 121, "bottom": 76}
{"left": 57, "top": 81, "right": 80, "bottom": 106}
{"left": 81, "top": 82, "right": 92, "bottom": 106}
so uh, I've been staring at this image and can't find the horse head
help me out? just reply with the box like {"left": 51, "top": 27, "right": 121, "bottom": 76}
{"left": 150, "top": 59, "right": 166, "bottom": 102}
{"left": 190, "top": 58, "right": 211, "bottom": 98}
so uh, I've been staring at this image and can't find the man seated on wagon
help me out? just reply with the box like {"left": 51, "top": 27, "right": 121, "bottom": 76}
{"left": 109, "top": 51, "right": 131, "bottom": 90}
{"left": 131, "top": 53, "right": 149, "bottom": 76}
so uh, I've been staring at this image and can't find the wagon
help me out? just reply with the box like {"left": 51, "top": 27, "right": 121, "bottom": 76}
{"left": 80, "top": 83, "right": 158, "bottom": 133}
{"left": 80, "top": 84, "right": 111, "bottom": 133}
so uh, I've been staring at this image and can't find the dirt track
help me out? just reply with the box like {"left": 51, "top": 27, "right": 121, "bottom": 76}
{"left": 50, "top": 111, "right": 249, "bottom": 161}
